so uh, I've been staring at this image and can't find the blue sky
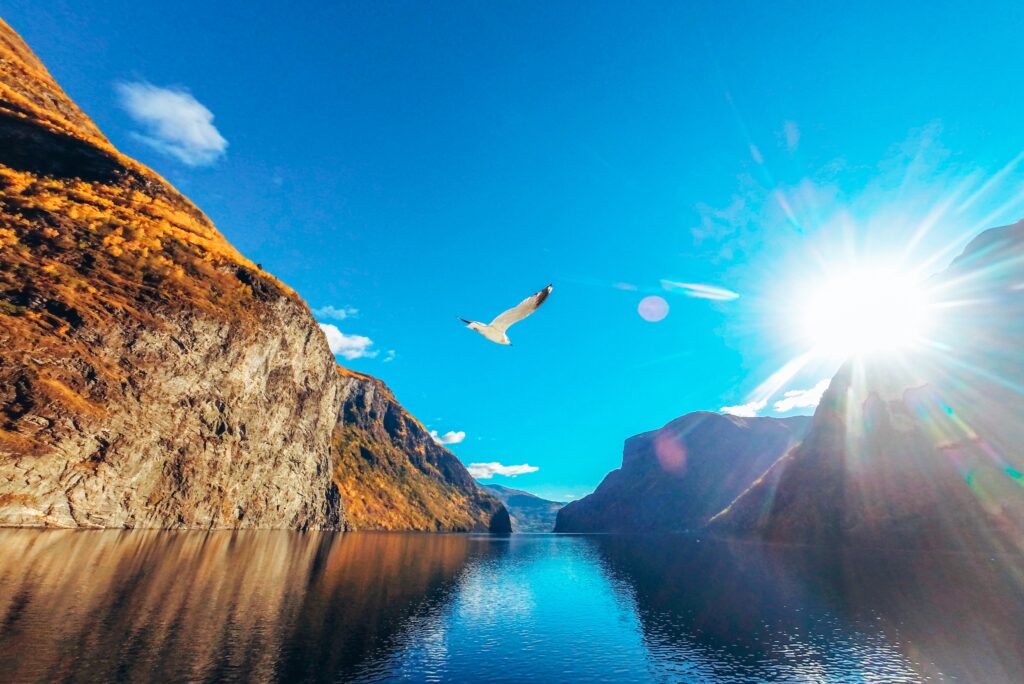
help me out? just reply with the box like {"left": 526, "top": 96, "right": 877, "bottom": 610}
{"left": 6, "top": 1, "right": 1024, "bottom": 500}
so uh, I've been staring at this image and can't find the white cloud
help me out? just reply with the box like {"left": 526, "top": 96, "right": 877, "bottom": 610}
{"left": 382, "top": 350, "right": 396, "bottom": 363}
{"left": 116, "top": 81, "right": 227, "bottom": 166}
{"left": 660, "top": 280, "right": 740, "bottom": 301}
{"left": 720, "top": 400, "right": 767, "bottom": 417}
{"left": 721, "top": 374, "right": 830, "bottom": 417}
{"left": 318, "top": 323, "right": 377, "bottom": 360}
{"left": 466, "top": 462, "right": 539, "bottom": 479}
{"left": 430, "top": 430, "right": 466, "bottom": 445}
{"left": 773, "top": 378, "right": 830, "bottom": 413}
{"left": 311, "top": 305, "right": 358, "bottom": 320}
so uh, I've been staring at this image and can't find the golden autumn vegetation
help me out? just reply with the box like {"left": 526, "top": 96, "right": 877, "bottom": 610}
{"left": 0, "top": 17, "right": 302, "bottom": 453}
{"left": 0, "top": 16, "right": 290, "bottom": 315}
{"left": 331, "top": 370, "right": 505, "bottom": 531}
{"left": 332, "top": 424, "right": 482, "bottom": 530}
{"left": 0, "top": 17, "right": 506, "bottom": 532}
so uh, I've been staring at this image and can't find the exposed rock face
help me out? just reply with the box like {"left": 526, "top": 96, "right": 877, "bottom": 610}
{"left": 482, "top": 484, "right": 564, "bottom": 532}
{"left": 0, "top": 295, "right": 345, "bottom": 529}
{"left": 0, "top": 19, "right": 506, "bottom": 531}
{"left": 713, "top": 221, "right": 1024, "bottom": 551}
{"left": 555, "top": 413, "right": 810, "bottom": 533}
{"left": 332, "top": 369, "right": 510, "bottom": 532}
{"left": 0, "top": 18, "right": 342, "bottom": 529}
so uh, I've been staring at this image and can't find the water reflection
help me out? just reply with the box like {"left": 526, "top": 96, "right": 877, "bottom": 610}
{"left": 0, "top": 531, "right": 488, "bottom": 683}
{"left": 588, "top": 535, "right": 1024, "bottom": 682}
{"left": 279, "top": 532, "right": 499, "bottom": 682}
{"left": 1, "top": 530, "right": 321, "bottom": 682}
{"left": 1, "top": 531, "right": 1021, "bottom": 682}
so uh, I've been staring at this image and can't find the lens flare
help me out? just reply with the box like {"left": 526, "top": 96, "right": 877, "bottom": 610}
{"left": 653, "top": 432, "right": 687, "bottom": 475}
{"left": 638, "top": 296, "right": 669, "bottom": 322}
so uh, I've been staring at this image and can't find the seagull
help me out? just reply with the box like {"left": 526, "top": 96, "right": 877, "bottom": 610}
{"left": 460, "top": 284, "right": 553, "bottom": 345}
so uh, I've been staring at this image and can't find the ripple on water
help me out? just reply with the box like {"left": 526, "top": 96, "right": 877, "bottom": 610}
{"left": 0, "top": 531, "right": 1021, "bottom": 682}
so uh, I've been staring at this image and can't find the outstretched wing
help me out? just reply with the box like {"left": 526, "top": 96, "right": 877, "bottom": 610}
{"left": 490, "top": 284, "right": 553, "bottom": 332}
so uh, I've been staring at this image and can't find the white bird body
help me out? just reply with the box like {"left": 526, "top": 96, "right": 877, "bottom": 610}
{"left": 461, "top": 284, "right": 552, "bottom": 346}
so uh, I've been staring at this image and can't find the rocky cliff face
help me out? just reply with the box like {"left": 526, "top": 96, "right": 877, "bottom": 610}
{"left": 555, "top": 412, "right": 810, "bottom": 533}
{"left": 482, "top": 484, "right": 564, "bottom": 532}
{"left": 713, "top": 221, "right": 1024, "bottom": 551}
{"left": 0, "top": 19, "right": 505, "bottom": 531}
{"left": 333, "top": 368, "right": 509, "bottom": 532}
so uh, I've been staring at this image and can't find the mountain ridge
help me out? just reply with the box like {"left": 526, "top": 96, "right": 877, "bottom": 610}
{"left": 555, "top": 412, "right": 811, "bottom": 533}
{"left": 482, "top": 484, "right": 565, "bottom": 532}
{"left": 0, "top": 18, "right": 507, "bottom": 532}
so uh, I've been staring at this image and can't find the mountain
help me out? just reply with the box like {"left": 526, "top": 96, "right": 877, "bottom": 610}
{"left": 712, "top": 220, "right": 1024, "bottom": 550}
{"left": 0, "top": 19, "right": 508, "bottom": 532}
{"left": 555, "top": 412, "right": 811, "bottom": 533}
{"left": 334, "top": 371, "right": 509, "bottom": 531}
{"left": 482, "top": 484, "right": 565, "bottom": 532}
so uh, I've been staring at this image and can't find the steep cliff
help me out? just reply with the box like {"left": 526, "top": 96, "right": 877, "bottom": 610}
{"left": 713, "top": 221, "right": 1024, "bottom": 550}
{"left": 333, "top": 368, "right": 509, "bottom": 532}
{"left": 482, "top": 484, "right": 564, "bottom": 532}
{"left": 0, "top": 19, "right": 505, "bottom": 531}
{"left": 555, "top": 412, "right": 810, "bottom": 533}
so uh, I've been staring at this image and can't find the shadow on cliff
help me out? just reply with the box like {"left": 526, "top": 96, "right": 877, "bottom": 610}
{"left": 0, "top": 113, "right": 123, "bottom": 183}
{"left": 488, "top": 506, "right": 512, "bottom": 534}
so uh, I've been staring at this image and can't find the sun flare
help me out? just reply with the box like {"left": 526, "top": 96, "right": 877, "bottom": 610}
{"left": 799, "top": 267, "right": 933, "bottom": 358}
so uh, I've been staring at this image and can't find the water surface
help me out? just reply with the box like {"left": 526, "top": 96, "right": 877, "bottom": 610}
{"left": 0, "top": 531, "right": 1021, "bottom": 682}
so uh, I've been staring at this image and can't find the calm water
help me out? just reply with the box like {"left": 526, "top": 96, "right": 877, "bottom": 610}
{"left": 1, "top": 531, "right": 1022, "bottom": 683}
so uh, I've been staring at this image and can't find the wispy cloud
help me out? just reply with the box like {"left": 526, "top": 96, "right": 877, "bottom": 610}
{"left": 382, "top": 350, "right": 397, "bottom": 363}
{"left": 661, "top": 280, "right": 740, "bottom": 301}
{"left": 694, "top": 153, "right": 820, "bottom": 261}
{"left": 430, "top": 430, "right": 466, "bottom": 445}
{"left": 466, "top": 462, "right": 539, "bottom": 479}
{"left": 116, "top": 81, "right": 227, "bottom": 166}
{"left": 312, "top": 305, "right": 358, "bottom": 321}
{"left": 720, "top": 400, "right": 767, "bottom": 417}
{"left": 773, "top": 378, "right": 830, "bottom": 413}
{"left": 318, "top": 323, "right": 378, "bottom": 360}
{"left": 691, "top": 123, "right": 1024, "bottom": 269}
{"left": 720, "top": 352, "right": 815, "bottom": 418}
{"left": 782, "top": 120, "right": 800, "bottom": 152}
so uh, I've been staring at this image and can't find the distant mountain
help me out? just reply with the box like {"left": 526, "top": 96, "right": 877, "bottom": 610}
{"left": 0, "top": 20, "right": 508, "bottom": 532}
{"left": 555, "top": 413, "right": 811, "bottom": 533}
{"left": 482, "top": 484, "right": 565, "bottom": 532}
{"left": 713, "top": 220, "right": 1024, "bottom": 551}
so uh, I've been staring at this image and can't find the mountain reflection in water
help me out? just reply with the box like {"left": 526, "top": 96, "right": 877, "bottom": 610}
{"left": 0, "top": 531, "right": 1021, "bottom": 682}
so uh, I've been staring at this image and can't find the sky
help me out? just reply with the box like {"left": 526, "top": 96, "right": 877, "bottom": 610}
{"left": 5, "top": 1, "right": 1024, "bottom": 501}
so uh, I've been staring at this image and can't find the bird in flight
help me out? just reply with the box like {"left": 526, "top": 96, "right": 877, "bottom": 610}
{"left": 460, "top": 284, "right": 553, "bottom": 346}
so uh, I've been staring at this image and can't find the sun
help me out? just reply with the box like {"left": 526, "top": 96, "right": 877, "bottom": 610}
{"left": 799, "top": 267, "right": 933, "bottom": 358}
